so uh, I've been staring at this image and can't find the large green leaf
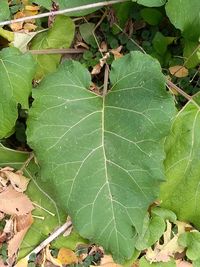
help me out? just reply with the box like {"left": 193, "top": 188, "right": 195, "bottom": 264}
{"left": 0, "top": 144, "right": 86, "bottom": 258}
{"left": 160, "top": 93, "right": 200, "bottom": 229}
{"left": 183, "top": 40, "right": 200, "bottom": 69}
{"left": 27, "top": 51, "right": 176, "bottom": 261}
{"left": 178, "top": 232, "right": 200, "bottom": 261}
{"left": 165, "top": 0, "right": 200, "bottom": 41}
{"left": 0, "top": 48, "right": 35, "bottom": 138}
{"left": 0, "top": 0, "right": 10, "bottom": 21}
{"left": 30, "top": 16, "right": 75, "bottom": 80}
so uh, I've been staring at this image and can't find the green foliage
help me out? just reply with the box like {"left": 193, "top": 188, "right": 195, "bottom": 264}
{"left": 152, "top": 32, "right": 175, "bottom": 56}
{"left": 30, "top": 16, "right": 75, "bottom": 80}
{"left": 183, "top": 40, "right": 200, "bottom": 69}
{"left": 140, "top": 8, "right": 163, "bottom": 26}
{"left": 178, "top": 232, "right": 200, "bottom": 261}
{"left": 79, "top": 23, "right": 96, "bottom": 47}
{"left": 26, "top": 52, "right": 175, "bottom": 261}
{"left": 0, "top": 48, "right": 35, "bottom": 138}
{"left": 0, "top": 0, "right": 10, "bottom": 21}
{"left": 160, "top": 93, "right": 200, "bottom": 229}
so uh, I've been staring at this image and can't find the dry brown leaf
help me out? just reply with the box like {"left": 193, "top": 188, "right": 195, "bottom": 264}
{"left": 0, "top": 258, "right": 7, "bottom": 267}
{"left": 10, "top": 11, "right": 25, "bottom": 31}
{"left": 8, "top": 213, "right": 33, "bottom": 260}
{"left": 176, "top": 260, "right": 193, "bottom": 267}
{"left": 75, "top": 41, "right": 89, "bottom": 50}
{"left": 0, "top": 186, "right": 34, "bottom": 216}
{"left": 46, "top": 245, "right": 62, "bottom": 267}
{"left": 100, "top": 41, "right": 108, "bottom": 52}
{"left": 25, "top": 5, "right": 40, "bottom": 11}
{"left": 100, "top": 52, "right": 110, "bottom": 67}
{"left": 57, "top": 248, "right": 78, "bottom": 265}
{"left": 23, "top": 23, "right": 37, "bottom": 31}
{"left": 169, "top": 66, "right": 189, "bottom": 78}
{"left": 1, "top": 170, "right": 30, "bottom": 192}
{"left": 91, "top": 63, "right": 102, "bottom": 75}
{"left": 94, "top": 255, "right": 122, "bottom": 267}
{"left": 3, "top": 218, "right": 14, "bottom": 234}
{"left": 110, "top": 46, "right": 123, "bottom": 59}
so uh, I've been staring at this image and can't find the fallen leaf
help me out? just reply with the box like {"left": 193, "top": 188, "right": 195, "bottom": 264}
{"left": 111, "top": 46, "right": 123, "bottom": 59}
{"left": 3, "top": 218, "right": 14, "bottom": 234}
{"left": 0, "top": 258, "right": 7, "bottom": 267}
{"left": 8, "top": 213, "right": 33, "bottom": 260}
{"left": 2, "top": 170, "right": 30, "bottom": 192}
{"left": 95, "top": 255, "right": 122, "bottom": 267}
{"left": 57, "top": 248, "right": 78, "bottom": 265}
{"left": 46, "top": 245, "right": 62, "bottom": 267}
{"left": 176, "top": 260, "right": 192, "bottom": 267}
{"left": 0, "top": 186, "right": 34, "bottom": 216}
{"left": 100, "top": 41, "right": 108, "bottom": 52}
{"left": 23, "top": 23, "right": 37, "bottom": 31}
{"left": 25, "top": 5, "right": 40, "bottom": 11}
{"left": 10, "top": 12, "right": 25, "bottom": 32}
{"left": 91, "top": 63, "right": 102, "bottom": 75}
{"left": 169, "top": 66, "right": 189, "bottom": 78}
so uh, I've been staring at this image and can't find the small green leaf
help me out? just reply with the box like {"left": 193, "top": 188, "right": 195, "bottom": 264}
{"left": 160, "top": 93, "right": 200, "bottom": 229}
{"left": 0, "top": 48, "right": 35, "bottom": 138}
{"left": 152, "top": 32, "right": 175, "bottom": 55}
{"left": 31, "top": 0, "right": 52, "bottom": 10}
{"left": 27, "top": 52, "right": 176, "bottom": 262}
{"left": 0, "top": 0, "right": 10, "bottom": 21}
{"left": 140, "top": 8, "right": 163, "bottom": 26}
{"left": 79, "top": 23, "right": 96, "bottom": 47}
{"left": 134, "top": 0, "right": 166, "bottom": 7}
{"left": 178, "top": 232, "right": 200, "bottom": 261}
{"left": 30, "top": 16, "right": 75, "bottom": 80}
{"left": 166, "top": 0, "right": 200, "bottom": 41}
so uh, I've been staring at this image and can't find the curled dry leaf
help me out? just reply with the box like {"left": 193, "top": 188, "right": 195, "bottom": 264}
{"left": 2, "top": 170, "right": 29, "bottom": 192}
{"left": 176, "top": 260, "right": 193, "bottom": 267}
{"left": 100, "top": 41, "right": 108, "bottom": 53}
{"left": 0, "top": 185, "right": 34, "bottom": 216}
{"left": 169, "top": 65, "right": 189, "bottom": 78}
{"left": 110, "top": 46, "right": 123, "bottom": 60}
{"left": 94, "top": 255, "right": 122, "bottom": 267}
{"left": 91, "top": 63, "right": 102, "bottom": 75}
{"left": 8, "top": 213, "right": 33, "bottom": 261}
{"left": 57, "top": 248, "right": 78, "bottom": 265}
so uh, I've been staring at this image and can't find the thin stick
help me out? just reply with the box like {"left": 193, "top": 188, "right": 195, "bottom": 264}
{"left": 0, "top": 0, "right": 129, "bottom": 27}
{"left": 32, "top": 202, "right": 55, "bottom": 216}
{"left": 25, "top": 221, "right": 72, "bottom": 259}
{"left": 103, "top": 64, "right": 109, "bottom": 96}
{"left": 29, "top": 48, "right": 86, "bottom": 55}
{"left": 166, "top": 79, "right": 192, "bottom": 101}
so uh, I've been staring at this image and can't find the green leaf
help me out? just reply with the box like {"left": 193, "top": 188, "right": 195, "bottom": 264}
{"left": 178, "top": 232, "right": 200, "bottom": 261}
{"left": 31, "top": 0, "right": 52, "bottom": 10}
{"left": 140, "top": 8, "right": 163, "bottom": 26}
{"left": 30, "top": 16, "right": 75, "bottom": 80}
{"left": 152, "top": 32, "right": 175, "bottom": 55}
{"left": 135, "top": 0, "right": 166, "bottom": 7}
{"left": 160, "top": 93, "right": 200, "bottom": 229}
{"left": 0, "top": 48, "right": 35, "bottom": 138}
{"left": 0, "top": 0, "right": 10, "bottom": 21}
{"left": 0, "top": 144, "right": 86, "bottom": 258}
{"left": 139, "top": 257, "right": 176, "bottom": 267}
{"left": 166, "top": 0, "right": 200, "bottom": 41}
{"left": 183, "top": 40, "right": 200, "bottom": 69}
{"left": 27, "top": 51, "right": 176, "bottom": 262}
{"left": 79, "top": 23, "right": 96, "bottom": 46}
{"left": 135, "top": 213, "right": 165, "bottom": 250}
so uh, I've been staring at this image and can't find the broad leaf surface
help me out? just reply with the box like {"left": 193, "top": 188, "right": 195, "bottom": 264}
{"left": 27, "top": 51, "right": 176, "bottom": 261}
{"left": 0, "top": 144, "right": 86, "bottom": 258}
{"left": 160, "top": 93, "right": 200, "bottom": 229}
{"left": 178, "top": 232, "right": 200, "bottom": 261}
{"left": 30, "top": 16, "right": 75, "bottom": 80}
{"left": 0, "top": 48, "right": 35, "bottom": 138}
{"left": 166, "top": 0, "right": 200, "bottom": 41}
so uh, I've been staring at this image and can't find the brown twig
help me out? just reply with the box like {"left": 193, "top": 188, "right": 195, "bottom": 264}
{"left": 103, "top": 64, "right": 110, "bottom": 96}
{"left": 29, "top": 48, "right": 86, "bottom": 55}
{"left": 166, "top": 79, "right": 192, "bottom": 101}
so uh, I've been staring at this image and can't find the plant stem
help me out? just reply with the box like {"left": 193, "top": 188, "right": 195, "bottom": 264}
{"left": 29, "top": 48, "right": 86, "bottom": 55}
{"left": 166, "top": 79, "right": 192, "bottom": 101}
{"left": 0, "top": 0, "right": 129, "bottom": 27}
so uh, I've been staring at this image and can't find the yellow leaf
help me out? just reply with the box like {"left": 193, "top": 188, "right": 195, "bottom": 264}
{"left": 57, "top": 247, "right": 78, "bottom": 265}
{"left": 15, "top": 258, "right": 28, "bottom": 267}
{"left": 169, "top": 65, "right": 189, "bottom": 78}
